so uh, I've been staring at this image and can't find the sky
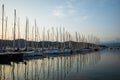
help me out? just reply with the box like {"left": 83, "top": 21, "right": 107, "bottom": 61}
{"left": 0, "top": 0, "right": 120, "bottom": 42}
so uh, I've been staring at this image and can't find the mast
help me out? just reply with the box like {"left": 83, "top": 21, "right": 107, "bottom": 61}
{"left": 63, "top": 27, "right": 65, "bottom": 49}
{"left": 47, "top": 29, "right": 49, "bottom": 48}
{"left": 68, "top": 32, "right": 70, "bottom": 48}
{"left": 1, "top": 4, "right": 4, "bottom": 49}
{"left": 25, "top": 17, "right": 29, "bottom": 50}
{"left": 27, "top": 18, "right": 29, "bottom": 48}
{"left": 52, "top": 27, "right": 54, "bottom": 48}
{"left": 13, "top": 9, "right": 16, "bottom": 50}
{"left": 36, "top": 27, "right": 39, "bottom": 48}
{"left": 78, "top": 33, "right": 81, "bottom": 48}
{"left": 66, "top": 31, "right": 68, "bottom": 48}
{"left": 56, "top": 27, "right": 58, "bottom": 48}
{"left": 59, "top": 27, "right": 62, "bottom": 49}
{"left": 5, "top": 17, "right": 8, "bottom": 47}
{"left": 42, "top": 27, "right": 45, "bottom": 49}
{"left": 34, "top": 19, "right": 37, "bottom": 49}
{"left": 25, "top": 18, "right": 27, "bottom": 49}
{"left": 18, "top": 18, "right": 20, "bottom": 48}
{"left": 81, "top": 34, "right": 84, "bottom": 48}
{"left": 32, "top": 26, "right": 34, "bottom": 48}
{"left": 75, "top": 32, "right": 78, "bottom": 49}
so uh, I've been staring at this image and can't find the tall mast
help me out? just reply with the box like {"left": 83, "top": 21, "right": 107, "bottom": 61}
{"left": 1, "top": 4, "right": 4, "bottom": 49}
{"left": 59, "top": 27, "right": 62, "bottom": 49}
{"left": 63, "top": 27, "right": 65, "bottom": 49}
{"left": 56, "top": 27, "right": 58, "bottom": 48}
{"left": 52, "top": 27, "right": 54, "bottom": 48}
{"left": 68, "top": 33, "right": 71, "bottom": 49}
{"left": 5, "top": 17, "right": 8, "bottom": 47}
{"left": 25, "top": 17, "right": 28, "bottom": 49}
{"left": 32, "top": 26, "right": 34, "bottom": 48}
{"left": 76, "top": 32, "right": 78, "bottom": 49}
{"left": 25, "top": 18, "right": 27, "bottom": 48}
{"left": 36, "top": 27, "right": 39, "bottom": 48}
{"left": 42, "top": 27, "right": 45, "bottom": 49}
{"left": 18, "top": 18, "right": 20, "bottom": 48}
{"left": 34, "top": 19, "right": 37, "bottom": 49}
{"left": 52, "top": 27, "right": 54, "bottom": 41}
{"left": 47, "top": 29, "right": 49, "bottom": 48}
{"left": 81, "top": 34, "right": 84, "bottom": 48}
{"left": 27, "top": 18, "right": 29, "bottom": 48}
{"left": 2, "top": 4, "right": 4, "bottom": 40}
{"left": 5, "top": 17, "right": 8, "bottom": 41}
{"left": 66, "top": 31, "right": 68, "bottom": 48}
{"left": 78, "top": 33, "right": 81, "bottom": 48}
{"left": 13, "top": 9, "right": 16, "bottom": 50}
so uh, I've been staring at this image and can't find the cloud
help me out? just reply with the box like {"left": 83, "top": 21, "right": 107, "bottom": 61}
{"left": 68, "top": 9, "right": 76, "bottom": 14}
{"left": 53, "top": 6, "right": 66, "bottom": 17}
{"left": 66, "top": 0, "right": 74, "bottom": 8}
{"left": 82, "top": 16, "right": 88, "bottom": 20}
{"left": 52, "top": 0, "right": 77, "bottom": 17}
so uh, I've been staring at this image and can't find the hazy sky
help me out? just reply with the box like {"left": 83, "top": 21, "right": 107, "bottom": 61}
{"left": 0, "top": 0, "right": 120, "bottom": 42}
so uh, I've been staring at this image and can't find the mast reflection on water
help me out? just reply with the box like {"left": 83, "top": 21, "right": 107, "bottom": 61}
{"left": 0, "top": 51, "right": 101, "bottom": 80}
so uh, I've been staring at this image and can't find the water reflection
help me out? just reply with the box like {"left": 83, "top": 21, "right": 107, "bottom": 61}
{"left": 103, "top": 49, "right": 120, "bottom": 60}
{"left": 0, "top": 51, "right": 101, "bottom": 80}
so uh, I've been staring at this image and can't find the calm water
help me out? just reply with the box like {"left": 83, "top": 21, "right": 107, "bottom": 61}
{"left": 0, "top": 49, "right": 120, "bottom": 80}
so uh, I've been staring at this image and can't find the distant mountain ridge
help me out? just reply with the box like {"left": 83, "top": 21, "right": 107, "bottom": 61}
{"left": 100, "top": 42, "right": 120, "bottom": 47}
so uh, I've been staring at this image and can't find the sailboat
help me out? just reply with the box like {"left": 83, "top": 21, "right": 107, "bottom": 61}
{"left": 23, "top": 19, "right": 43, "bottom": 57}
{"left": 6, "top": 9, "right": 24, "bottom": 61}
{"left": 22, "top": 17, "right": 35, "bottom": 57}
